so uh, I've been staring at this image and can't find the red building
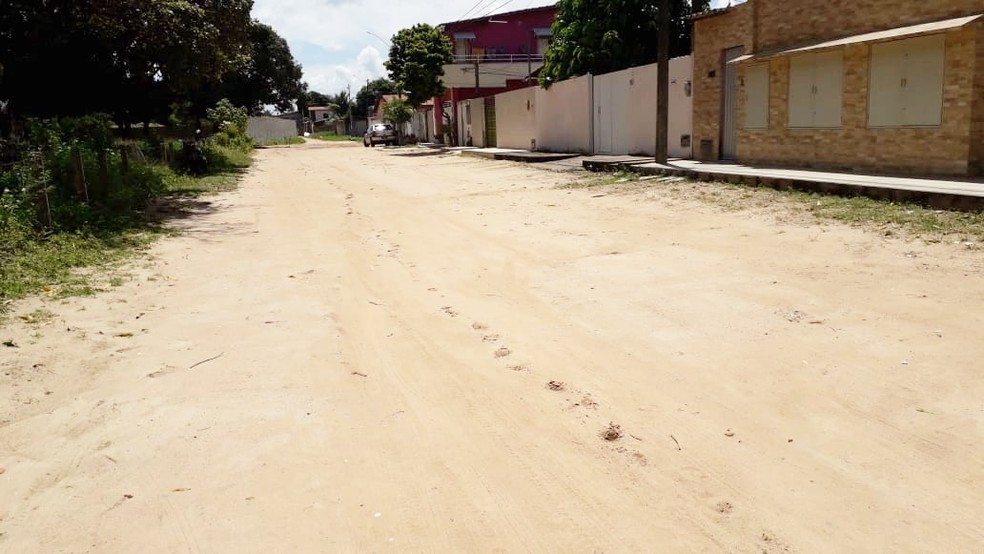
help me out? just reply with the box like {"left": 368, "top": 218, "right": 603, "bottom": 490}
{"left": 434, "top": 5, "right": 557, "bottom": 145}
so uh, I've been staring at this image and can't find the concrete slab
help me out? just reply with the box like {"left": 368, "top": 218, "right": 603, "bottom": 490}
{"left": 582, "top": 155, "right": 664, "bottom": 172}
{"left": 626, "top": 160, "right": 984, "bottom": 211}
{"left": 494, "top": 151, "right": 580, "bottom": 163}
{"left": 461, "top": 148, "right": 580, "bottom": 163}
{"left": 460, "top": 147, "right": 523, "bottom": 160}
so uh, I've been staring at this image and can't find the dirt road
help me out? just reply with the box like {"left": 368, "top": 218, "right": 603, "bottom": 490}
{"left": 1, "top": 141, "right": 982, "bottom": 552}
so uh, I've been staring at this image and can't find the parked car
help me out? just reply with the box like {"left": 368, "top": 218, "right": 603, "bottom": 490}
{"left": 364, "top": 123, "right": 397, "bottom": 147}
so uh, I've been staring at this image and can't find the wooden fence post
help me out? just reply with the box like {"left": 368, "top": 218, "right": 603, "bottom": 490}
{"left": 120, "top": 145, "right": 129, "bottom": 177}
{"left": 71, "top": 147, "right": 89, "bottom": 201}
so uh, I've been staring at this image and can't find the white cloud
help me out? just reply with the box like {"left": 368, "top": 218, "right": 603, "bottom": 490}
{"left": 301, "top": 46, "right": 388, "bottom": 94}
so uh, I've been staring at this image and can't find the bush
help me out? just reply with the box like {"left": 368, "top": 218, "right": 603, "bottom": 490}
{"left": 206, "top": 99, "right": 252, "bottom": 151}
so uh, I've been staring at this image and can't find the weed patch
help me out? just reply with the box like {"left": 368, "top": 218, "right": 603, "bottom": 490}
{"left": 310, "top": 132, "right": 360, "bottom": 142}
{"left": 1, "top": 115, "right": 253, "bottom": 315}
{"left": 257, "top": 136, "right": 304, "bottom": 146}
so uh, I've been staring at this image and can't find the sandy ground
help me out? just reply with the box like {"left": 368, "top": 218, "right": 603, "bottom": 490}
{"left": 1, "top": 140, "right": 982, "bottom": 553}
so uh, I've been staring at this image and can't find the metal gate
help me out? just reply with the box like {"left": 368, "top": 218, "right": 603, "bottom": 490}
{"left": 721, "top": 46, "right": 744, "bottom": 160}
{"left": 594, "top": 78, "right": 613, "bottom": 154}
{"left": 484, "top": 96, "right": 497, "bottom": 148}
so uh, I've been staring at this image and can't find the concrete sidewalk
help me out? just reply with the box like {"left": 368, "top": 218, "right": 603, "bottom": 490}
{"left": 422, "top": 144, "right": 983, "bottom": 209}
{"left": 621, "top": 160, "right": 984, "bottom": 210}
{"left": 459, "top": 147, "right": 580, "bottom": 163}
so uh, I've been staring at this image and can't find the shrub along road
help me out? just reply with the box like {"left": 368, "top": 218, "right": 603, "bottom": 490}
{"left": 1, "top": 140, "right": 981, "bottom": 552}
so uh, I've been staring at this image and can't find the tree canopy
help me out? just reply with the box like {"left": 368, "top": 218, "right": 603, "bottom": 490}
{"left": 539, "top": 0, "right": 710, "bottom": 87}
{"left": 384, "top": 24, "right": 452, "bottom": 108}
{"left": 0, "top": 0, "right": 304, "bottom": 129}
{"left": 354, "top": 78, "right": 397, "bottom": 119}
{"left": 210, "top": 22, "right": 305, "bottom": 115}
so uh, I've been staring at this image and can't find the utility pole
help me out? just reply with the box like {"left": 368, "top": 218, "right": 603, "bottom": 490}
{"left": 527, "top": 30, "right": 533, "bottom": 81}
{"left": 655, "top": 0, "right": 670, "bottom": 164}
{"left": 347, "top": 84, "right": 353, "bottom": 135}
{"left": 474, "top": 59, "right": 480, "bottom": 92}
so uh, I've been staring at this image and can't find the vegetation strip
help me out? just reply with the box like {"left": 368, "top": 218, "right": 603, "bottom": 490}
{"left": 567, "top": 172, "right": 984, "bottom": 242}
{"left": 1, "top": 109, "right": 254, "bottom": 316}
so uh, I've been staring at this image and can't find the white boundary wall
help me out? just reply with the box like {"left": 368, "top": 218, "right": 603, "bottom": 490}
{"left": 535, "top": 74, "right": 593, "bottom": 153}
{"left": 247, "top": 116, "right": 299, "bottom": 143}
{"left": 490, "top": 55, "right": 693, "bottom": 157}
{"left": 592, "top": 56, "right": 693, "bottom": 158}
{"left": 494, "top": 88, "right": 537, "bottom": 150}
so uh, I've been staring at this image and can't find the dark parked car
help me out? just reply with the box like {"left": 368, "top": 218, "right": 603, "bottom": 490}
{"left": 364, "top": 123, "right": 397, "bottom": 147}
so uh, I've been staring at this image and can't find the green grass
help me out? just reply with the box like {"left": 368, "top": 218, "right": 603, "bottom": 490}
{"left": 0, "top": 227, "right": 161, "bottom": 313}
{"left": 257, "top": 136, "right": 305, "bottom": 146}
{"left": 790, "top": 192, "right": 984, "bottom": 241}
{"left": 561, "top": 171, "right": 641, "bottom": 189}
{"left": 164, "top": 171, "right": 242, "bottom": 195}
{"left": 207, "top": 144, "right": 253, "bottom": 171}
{"left": 0, "top": 144, "right": 253, "bottom": 317}
{"left": 564, "top": 172, "right": 984, "bottom": 242}
{"left": 163, "top": 144, "right": 252, "bottom": 195}
{"left": 310, "top": 132, "right": 360, "bottom": 142}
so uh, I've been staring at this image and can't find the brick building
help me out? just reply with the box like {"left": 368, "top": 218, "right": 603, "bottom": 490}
{"left": 692, "top": 1, "right": 984, "bottom": 177}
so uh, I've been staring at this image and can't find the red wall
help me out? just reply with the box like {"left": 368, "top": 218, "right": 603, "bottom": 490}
{"left": 443, "top": 7, "right": 556, "bottom": 56}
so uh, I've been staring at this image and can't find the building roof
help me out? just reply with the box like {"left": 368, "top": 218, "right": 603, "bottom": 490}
{"left": 440, "top": 5, "right": 556, "bottom": 29}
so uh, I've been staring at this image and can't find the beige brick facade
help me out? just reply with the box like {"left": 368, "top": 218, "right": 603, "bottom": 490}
{"left": 972, "top": 26, "right": 984, "bottom": 175}
{"left": 692, "top": 5, "right": 753, "bottom": 161}
{"left": 755, "top": 0, "right": 984, "bottom": 51}
{"left": 693, "top": 0, "right": 984, "bottom": 177}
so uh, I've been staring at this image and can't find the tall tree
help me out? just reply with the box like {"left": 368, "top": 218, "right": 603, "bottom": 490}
{"left": 0, "top": 0, "right": 254, "bottom": 127}
{"left": 327, "top": 91, "right": 354, "bottom": 114}
{"left": 539, "top": 0, "right": 709, "bottom": 87}
{"left": 305, "top": 91, "right": 332, "bottom": 108}
{"left": 382, "top": 98, "right": 414, "bottom": 144}
{"left": 354, "top": 78, "right": 396, "bottom": 119}
{"left": 384, "top": 24, "right": 452, "bottom": 108}
{"left": 213, "top": 21, "right": 304, "bottom": 115}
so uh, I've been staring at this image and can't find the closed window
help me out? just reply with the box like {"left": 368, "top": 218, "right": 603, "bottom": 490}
{"left": 788, "top": 50, "right": 843, "bottom": 128}
{"left": 744, "top": 63, "right": 770, "bottom": 129}
{"left": 452, "top": 32, "right": 476, "bottom": 58}
{"left": 868, "top": 34, "right": 945, "bottom": 127}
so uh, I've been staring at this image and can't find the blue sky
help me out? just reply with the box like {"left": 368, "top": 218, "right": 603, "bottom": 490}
{"left": 252, "top": 0, "right": 736, "bottom": 96}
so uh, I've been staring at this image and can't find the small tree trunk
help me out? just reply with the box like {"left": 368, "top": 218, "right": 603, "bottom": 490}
{"left": 96, "top": 149, "right": 109, "bottom": 203}
{"left": 35, "top": 157, "right": 52, "bottom": 229}
{"left": 71, "top": 147, "right": 89, "bottom": 201}
{"left": 120, "top": 145, "right": 129, "bottom": 177}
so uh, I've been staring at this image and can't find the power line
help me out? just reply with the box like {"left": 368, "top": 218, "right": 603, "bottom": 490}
{"left": 479, "top": 0, "right": 518, "bottom": 18}
{"left": 458, "top": 0, "right": 498, "bottom": 20}
{"left": 471, "top": 0, "right": 505, "bottom": 19}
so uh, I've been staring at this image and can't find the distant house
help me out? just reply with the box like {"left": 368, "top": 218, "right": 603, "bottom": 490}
{"left": 372, "top": 94, "right": 413, "bottom": 137}
{"left": 308, "top": 106, "right": 335, "bottom": 123}
{"left": 692, "top": 0, "right": 984, "bottom": 177}
{"left": 434, "top": 5, "right": 558, "bottom": 145}
{"left": 369, "top": 95, "right": 399, "bottom": 124}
